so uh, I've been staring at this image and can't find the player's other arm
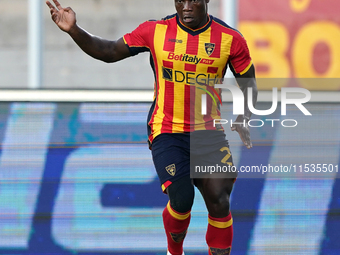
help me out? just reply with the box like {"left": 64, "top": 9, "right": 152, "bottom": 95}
{"left": 231, "top": 64, "right": 258, "bottom": 149}
{"left": 46, "top": 0, "right": 130, "bottom": 63}
{"left": 235, "top": 64, "right": 258, "bottom": 121}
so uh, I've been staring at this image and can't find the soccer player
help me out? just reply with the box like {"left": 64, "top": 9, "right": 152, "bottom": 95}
{"left": 46, "top": 0, "right": 257, "bottom": 254}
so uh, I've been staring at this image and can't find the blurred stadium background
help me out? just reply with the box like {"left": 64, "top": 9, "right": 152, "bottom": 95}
{"left": 0, "top": 0, "right": 339, "bottom": 255}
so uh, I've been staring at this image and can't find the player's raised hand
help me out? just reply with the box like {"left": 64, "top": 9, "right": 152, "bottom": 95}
{"left": 231, "top": 115, "right": 252, "bottom": 149}
{"left": 46, "top": 0, "right": 76, "bottom": 33}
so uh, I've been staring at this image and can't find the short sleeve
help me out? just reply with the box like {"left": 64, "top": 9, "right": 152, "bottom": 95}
{"left": 123, "top": 21, "right": 155, "bottom": 56}
{"left": 228, "top": 34, "right": 252, "bottom": 76}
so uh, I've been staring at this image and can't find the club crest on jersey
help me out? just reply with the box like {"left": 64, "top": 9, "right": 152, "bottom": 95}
{"left": 166, "top": 164, "right": 176, "bottom": 176}
{"left": 205, "top": 43, "right": 215, "bottom": 56}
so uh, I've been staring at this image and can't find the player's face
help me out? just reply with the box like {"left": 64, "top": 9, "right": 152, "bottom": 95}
{"left": 175, "top": 0, "right": 210, "bottom": 29}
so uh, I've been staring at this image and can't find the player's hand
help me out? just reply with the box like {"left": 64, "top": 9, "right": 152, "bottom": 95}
{"left": 231, "top": 115, "right": 252, "bottom": 149}
{"left": 46, "top": 0, "right": 76, "bottom": 33}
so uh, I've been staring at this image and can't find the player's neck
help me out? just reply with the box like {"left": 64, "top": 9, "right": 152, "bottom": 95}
{"left": 178, "top": 14, "right": 210, "bottom": 31}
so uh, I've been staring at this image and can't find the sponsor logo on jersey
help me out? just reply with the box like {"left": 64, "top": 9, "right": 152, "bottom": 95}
{"left": 166, "top": 164, "right": 176, "bottom": 176}
{"left": 167, "top": 52, "right": 214, "bottom": 65}
{"left": 205, "top": 43, "right": 216, "bottom": 56}
{"left": 162, "top": 67, "right": 221, "bottom": 86}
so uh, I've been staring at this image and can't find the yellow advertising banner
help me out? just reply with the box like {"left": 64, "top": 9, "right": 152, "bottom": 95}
{"left": 239, "top": 0, "right": 340, "bottom": 90}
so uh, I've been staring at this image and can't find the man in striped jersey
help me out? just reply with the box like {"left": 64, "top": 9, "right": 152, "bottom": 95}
{"left": 46, "top": 0, "right": 258, "bottom": 254}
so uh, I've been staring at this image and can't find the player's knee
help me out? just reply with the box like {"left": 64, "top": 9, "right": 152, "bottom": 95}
{"left": 167, "top": 176, "right": 194, "bottom": 213}
{"left": 206, "top": 192, "right": 230, "bottom": 217}
{"left": 213, "top": 195, "right": 230, "bottom": 210}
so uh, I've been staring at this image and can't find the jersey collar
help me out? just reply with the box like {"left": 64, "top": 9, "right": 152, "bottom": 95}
{"left": 176, "top": 14, "right": 212, "bottom": 36}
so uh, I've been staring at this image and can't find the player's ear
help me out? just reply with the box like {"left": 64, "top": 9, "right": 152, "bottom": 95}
{"left": 206, "top": 0, "right": 210, "bottom": 3}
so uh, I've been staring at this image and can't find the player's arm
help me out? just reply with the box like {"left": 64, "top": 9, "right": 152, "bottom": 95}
{"left": 235, "top": 64, "right": 258, "bottom": 121}
{"left": 46, "top": 0, "right": 130, "bottom": 63}
{"left": 231, "top": 64, "right": 258, "bottom": 149}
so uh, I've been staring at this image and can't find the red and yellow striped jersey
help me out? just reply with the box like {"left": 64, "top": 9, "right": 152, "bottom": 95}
{"left": 123, "top": 14, "right": 252, "bottom": 144}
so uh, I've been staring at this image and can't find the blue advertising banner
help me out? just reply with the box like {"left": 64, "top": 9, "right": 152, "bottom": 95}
{"left": 0, "top": 102, "right": 339, "bottom": 255}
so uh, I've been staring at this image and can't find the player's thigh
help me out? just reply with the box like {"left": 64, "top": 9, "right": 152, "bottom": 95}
{"left": 190, "top": 132, "right": 237, "bottom": 180}
{"left": 192, "top": 138, "right": 236, "bottom": 216}
{"left": 151, "top": 133, "right": 191, "bottom": 192}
